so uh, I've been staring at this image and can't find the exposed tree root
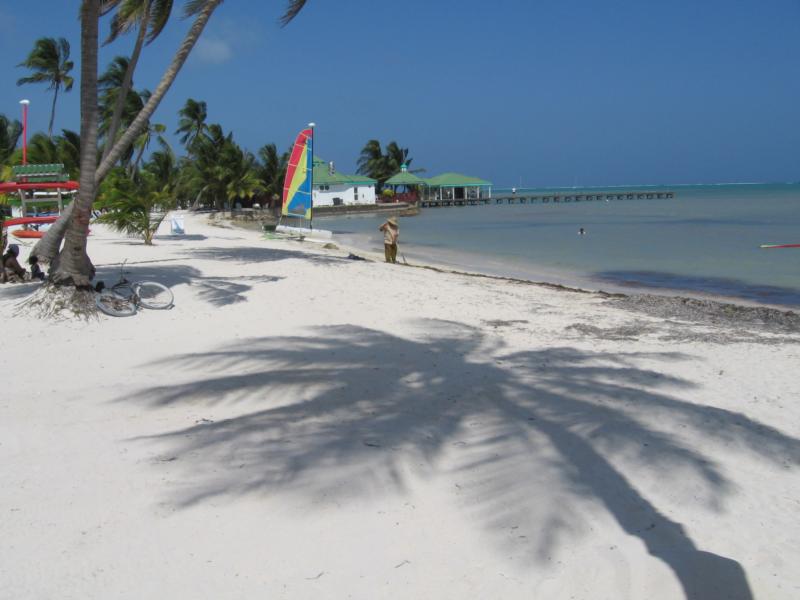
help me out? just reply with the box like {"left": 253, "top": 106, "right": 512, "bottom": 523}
{"left": 16, "top": 283, "right": 99, "bottom": 321}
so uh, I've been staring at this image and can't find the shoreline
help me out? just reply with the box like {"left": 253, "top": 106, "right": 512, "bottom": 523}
{"left": 311, "top": 225, "right": 800, "bottom": 314}
{"left": 220, "top": 217, "right": 800, "bottom": 334}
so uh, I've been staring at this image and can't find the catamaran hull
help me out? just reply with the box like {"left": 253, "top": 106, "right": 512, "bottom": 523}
{"left": 275, "top": 225, "right": 332, "bottom": 239}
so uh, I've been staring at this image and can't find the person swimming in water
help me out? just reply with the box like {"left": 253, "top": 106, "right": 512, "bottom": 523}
{"left": 579, "top": 227, "right": 586, "bottom": 235}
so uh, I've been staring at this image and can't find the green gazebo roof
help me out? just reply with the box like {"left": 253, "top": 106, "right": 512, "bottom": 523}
{"left": 385, "top": 170, "right": 426, "bottom": 186}
{"left": 425, "top": 172, "right": 492, "bottom": 187}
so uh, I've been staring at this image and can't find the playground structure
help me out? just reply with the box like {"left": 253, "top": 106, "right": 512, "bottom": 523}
{"left": 1, "top": 164, "right": 79, "bottom": 240}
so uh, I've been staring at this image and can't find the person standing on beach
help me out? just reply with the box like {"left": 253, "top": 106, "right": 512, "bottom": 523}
{"left": 379, "top": 216, "right": 399, "bottom": 264}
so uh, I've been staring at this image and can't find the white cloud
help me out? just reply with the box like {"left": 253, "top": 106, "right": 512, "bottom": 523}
{"left": 194, "top": 37, "right": 234, "bottom": 65}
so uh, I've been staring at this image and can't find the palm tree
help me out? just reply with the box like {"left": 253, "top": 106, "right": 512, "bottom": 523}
{"left": 96, "top": 167, "right": 173, "bottom": 244}
{"left": 98, "top": 61, "right": 166, "bottom": 175}
{"left": 131, "top": 120, "right": 167, "bottom": 175}
{"left": 0, "top": 115, "right": 22, "bottom": 166}
{"left": 356, "top": 139, "right": 419, "bottom": 190}
{"left": 279, "top": 0, "right": 308, "bottom": 25}
{"left": 144, "top": 138, "right": 178, "bottom": 196}
{"left": 7, "top": 130, "right": 82, "bottom": 179}
{"left": 180, "top": 124, "right": 262, "bottom": 209}
{"left": 221, "top": 147, "right": 264, "bottom": 205}
{"left": 94, "top": 0, "right": 222, "bottom": 183}
{"left": 356, "top": 139, "right": 387, "bottom": 181}
{"left": 98, "top": 56, "right": 140, "bottom": 157}
{"left": 35, "top": 0, "right": 311, "bottom": 289}
{"left": 16, "top": 37, "right": 75, "bottom": 139}
{"left": 384, "top": 141, "right": 413, "bottom": 174}
{"left": 100, "top": 0, "right": 175, "bottom": 160}
{"left": 21, "top": 133, "right": 61, "bottom": 166}
{"left": 56, "top": 130, "right": 82, "bottom": 179}
{"left": 257, "top": 143, "right": 289, "bottom": 204}
{"left": 176, "top": 98, "right": 208, "bottom": 150}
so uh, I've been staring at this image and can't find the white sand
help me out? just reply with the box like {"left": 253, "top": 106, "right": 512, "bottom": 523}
{"left": 1, "top": 212, "right": 798, "bottom": 599}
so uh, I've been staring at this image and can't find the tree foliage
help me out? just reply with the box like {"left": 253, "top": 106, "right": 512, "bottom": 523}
{"left": 176, "top": 122, "right": 263, "bottom": 209}
{"left": 176, "top": 98, "right": 208, "bottom": 150}
{"left": 356, "top": 139, "right": 419, "bottom": 189}
{"left": 99, "top": 0, "right": 177, "bottom": 161}
{"left": 257, "top": 143, "right": 290, "bottom": 203}
{"left": 96, "top": 167, "right": 173, "bottom": 244}
{"left": 16, "top": 37, "right": 75, "bottom": 138}
{"left": 31, "top": 0, "right": 311, "bottom": 293}
{"left": 0, "top": 115, "right": 22, "bottom": 167}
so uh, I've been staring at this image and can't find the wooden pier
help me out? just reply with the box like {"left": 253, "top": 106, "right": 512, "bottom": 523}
{"left": 420, "top": 191, "right": 675, "bottom": 208}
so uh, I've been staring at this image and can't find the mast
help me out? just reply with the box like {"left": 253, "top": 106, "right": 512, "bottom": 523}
{"left": 308, "top": 122, "right": 315, "bottom": 229}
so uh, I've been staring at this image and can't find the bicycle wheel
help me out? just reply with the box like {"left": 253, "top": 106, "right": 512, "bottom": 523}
{"left": 96, "top": 291, "right": 137, "bottom": 317}
{"left": 111, "top": 282, "right": 135, "bottom": 301}
{"left": 133, "top": 281, "right": 174, "bottom": 310}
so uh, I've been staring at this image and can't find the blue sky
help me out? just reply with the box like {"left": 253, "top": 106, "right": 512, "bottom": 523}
{"left": 1, "top": 0, "right": 799, "bottom": 187}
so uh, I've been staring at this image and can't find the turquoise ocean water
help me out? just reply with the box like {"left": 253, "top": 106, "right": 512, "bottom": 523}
{"left": 317, "top": 183, "right": 800, "bottom": 308}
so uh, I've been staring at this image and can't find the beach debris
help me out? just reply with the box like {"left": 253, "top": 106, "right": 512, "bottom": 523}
{"left": 346, "top": 253, "right": 366, "bottom": 261}
{"left": 323, "top": 243, "right": 338, "bottom": 250}
{"left": 394, "top": 560, "right": 411, "bottom": 569}
{"left": 194, "top": 418, "right": 214, "bottom": 425}
{"left": 612, "top": 294, "right": 800, "bottom": 334}
{"left": 566, "top": 322, "right": 655, "bottom": 341}
{"left": 305, "top": 572, "right": 325, "bottom": 580}
{"left": 483, "top": 319, "right": 529, "bottom": 328}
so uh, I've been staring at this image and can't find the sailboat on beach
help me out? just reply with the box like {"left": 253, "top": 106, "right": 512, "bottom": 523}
{"left": 276, "top": 123, "right": 332, "bottom": 239}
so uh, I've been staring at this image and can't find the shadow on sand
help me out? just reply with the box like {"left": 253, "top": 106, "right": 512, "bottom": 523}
{"left": 93, "top": 262, "right": 284, "bottom": 307}
{"left": 0, "top": 281, "right": 44, "bottom": 301}
{"left": 118, "top": 320, "right": 800, "bottom": 598}
{"left": 186, "top": 245, "right": 350, "bottom": 266}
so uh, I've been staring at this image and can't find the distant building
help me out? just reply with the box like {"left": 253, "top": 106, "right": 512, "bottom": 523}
{"left": 424, "top": 172, "right": 493, "bottom": 202}
{"left": 312, "top": 157, "right": 377, "bottom": 207}
{"left": 384, "top": 163, "right": 426, "bottom": 204}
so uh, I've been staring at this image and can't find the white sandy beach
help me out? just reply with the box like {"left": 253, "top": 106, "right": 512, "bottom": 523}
{"left": 1, "top": 211, "right": 799, "bottom": 599}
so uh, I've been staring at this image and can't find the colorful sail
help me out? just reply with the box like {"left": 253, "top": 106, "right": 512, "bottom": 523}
{"left": 281, "top": 127, "right": 313, "bottom": 219}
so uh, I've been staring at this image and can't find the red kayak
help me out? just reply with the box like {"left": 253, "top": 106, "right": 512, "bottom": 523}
{"left": 12, "top": 229, "right": 45, "bottom": 239}
{"left": 12, "top": 227, "right": 91, "bottom": 239}
{"left": 3, "top": 216, "right": 59, "bottom": 227}
{"left": 760, "top": 243, "right": 800, "bottom": 249}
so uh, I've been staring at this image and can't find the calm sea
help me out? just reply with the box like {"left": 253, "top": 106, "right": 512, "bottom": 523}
{"left": 317, "top": 183, "right": 800, "bottom": 308}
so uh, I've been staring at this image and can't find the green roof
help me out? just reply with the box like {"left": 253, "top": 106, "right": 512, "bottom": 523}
{"left": 425, "top": 172, "right": 492, "bottom": 187}
{"left": 12, "top": 163, "right": 68, "bottom": 182}
{"left": 385, "top": 170, "right": 426, "bottom": 186}
{"left": 313, "top": 157, "right": 376, "bottom": 186}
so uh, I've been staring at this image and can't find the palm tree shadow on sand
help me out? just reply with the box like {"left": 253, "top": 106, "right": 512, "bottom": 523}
{"left": 122, "top": 319, "right": 800, "bottom": 599}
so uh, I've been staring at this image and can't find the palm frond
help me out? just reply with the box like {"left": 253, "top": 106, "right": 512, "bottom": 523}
{"left": 279, "top": 0, "right": 308, "bottom": 27}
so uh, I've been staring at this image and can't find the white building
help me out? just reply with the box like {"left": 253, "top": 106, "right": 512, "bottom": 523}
{"left": 311, "top": 157, "right": 377, "bottom": 207}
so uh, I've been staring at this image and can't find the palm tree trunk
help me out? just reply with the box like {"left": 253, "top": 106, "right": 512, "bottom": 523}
{"left": 96, "top": 0, "right": 223, "bottom": 185}
{"left": 49, "top": 0, "right": 100, "bottom": 287}
{"left": 31, "top": 202, "right": 73, "bottom": 262}
{"left": 33, "top": 0, "right": 221, "bottom": 269}
{"left": 101, "top": 2, "right": 150, "bottom": 161}
{"left": 48, "top": 84, "right": 59, "bottom": 139}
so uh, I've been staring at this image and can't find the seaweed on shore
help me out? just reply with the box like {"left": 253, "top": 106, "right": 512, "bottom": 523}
{"left": 610, "top": 294, "right": 800, "bottom": 336}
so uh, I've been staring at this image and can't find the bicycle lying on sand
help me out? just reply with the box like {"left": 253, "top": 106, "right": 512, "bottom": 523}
{"left": 95, "top": 260, "right": 174, "bottom": 317}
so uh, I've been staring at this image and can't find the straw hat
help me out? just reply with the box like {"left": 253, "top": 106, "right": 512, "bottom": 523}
{"left": 387, "top": 216, "right": 398, "bottom": 226}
